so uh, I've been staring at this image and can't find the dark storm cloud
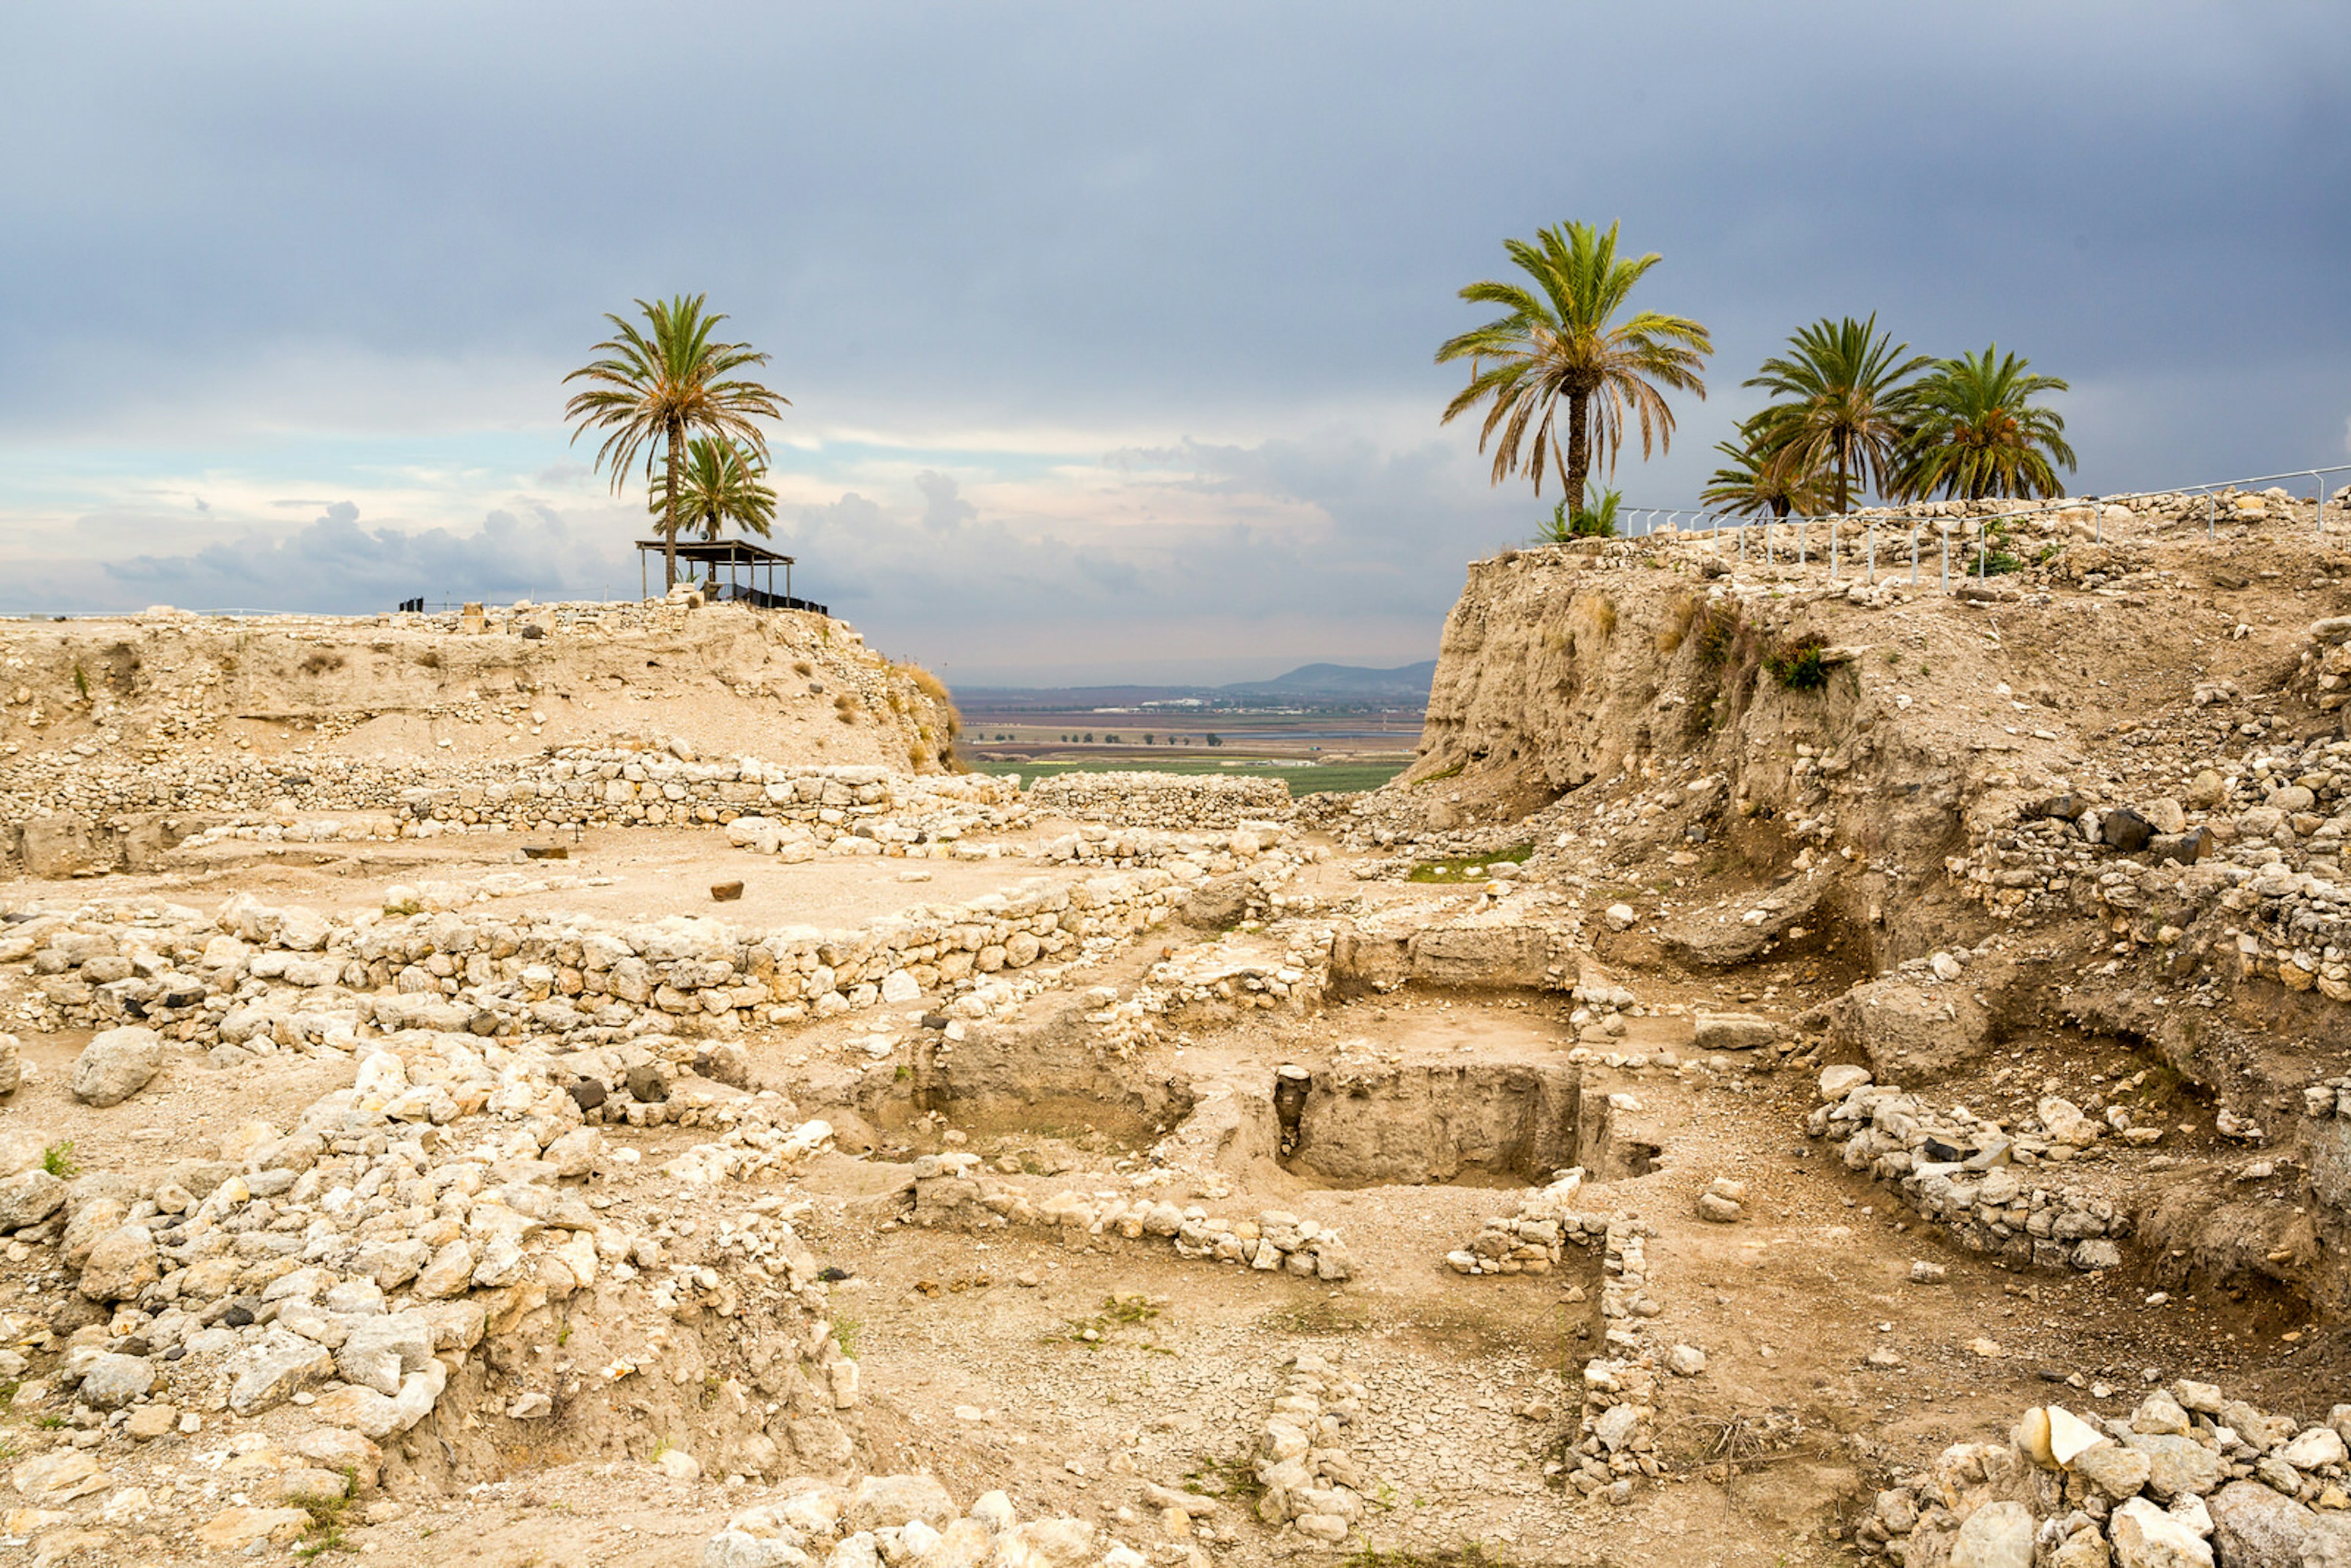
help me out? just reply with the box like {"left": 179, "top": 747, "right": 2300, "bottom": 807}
{"left": 1, "top": 1, "right": 2346, "bottom": 676}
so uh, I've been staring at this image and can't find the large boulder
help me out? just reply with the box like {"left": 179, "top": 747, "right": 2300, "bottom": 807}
{"left": 77, "top": 1224, "right": 159, "bottom": 1302}
{"left": 77, "top": 1351, "right": 156, "bottom": 1409}
{"left": 1654, "top": 872, "right": 1833, "bottom": 967}
{"left": 1950, "top": 1500, "right": 2034, "bottom": 1568}
{"left": 844, "top": 1474, "right": 958, "bottom": 1533}
{"left": 2111, "top": 1497, "right": 2214, "bottom": 1568}
{"left": 1820, "top": 976, "right": 1995, "bottom": 1084}
{"left": 2208, "top": 1480, "right": 2314, "bottom": 1568}
{"left": 70, "top": 1026, "right": 166, "bottom": 1107}
{"left": 0, "top": 1169, "right": 67, "bottom": 1231}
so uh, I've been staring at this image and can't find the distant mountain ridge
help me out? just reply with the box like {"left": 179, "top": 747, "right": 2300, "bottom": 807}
{"left": 1217, "top": 661, "right": 1436, "bottom": 699}
{"left": 955, "top": 660, "right": 1436, "bottom": 708}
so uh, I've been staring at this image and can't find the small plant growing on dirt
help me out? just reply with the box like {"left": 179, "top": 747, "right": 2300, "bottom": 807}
{"left": 831, "top": 1316, "right": 860, "bottom": 1357}
{"left": 1764, "top": 636, "right": 1829, "bottom": 691}
{"left": 1695, "top": 602, "right": 1744, "bottom": 667}
{"left": 1186, "top": 1455, "right": 1266, "bottom": 1505}
{"left": 291, "top": 1469, "right": 362, "bottom": 1558}
{"left": 1535, "top": 482, "right": 1621, "bottom": 542}
{"left": 1408, "top": 843, "right": 1533, "bottom": 884}
{"left": 71, "top": 664, "right": 89, "bottom": 700}
{"left": 40, "top": 1141, "right": 76, "bottom": 1179}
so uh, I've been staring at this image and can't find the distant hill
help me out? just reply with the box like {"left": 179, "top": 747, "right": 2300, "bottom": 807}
{"left": 1218, "top": 661, "right": 1436, "bottom": 700}
{"left": 957, "top": 660, "right": 1435, "bottom": 710}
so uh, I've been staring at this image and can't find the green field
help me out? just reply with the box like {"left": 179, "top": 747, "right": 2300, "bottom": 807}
{"left": 967, "top": 756, "right": 1409, "bottom": 795}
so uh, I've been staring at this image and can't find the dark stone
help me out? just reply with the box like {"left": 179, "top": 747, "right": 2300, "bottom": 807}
{"left": 220, "top": 1304, "right": 256, "bottom": 1328}
{"left": 467, "top": 1009, "right": 500, "bottom": 1036}
{"left": 2102, "top": 808, "right": 2154, "bottom": 853}
{"left": 2148, "top": 828, "right": 2212, "bottom": 865}
{"left": 163, "top": 1345, "right": 186, "bottom": 1361}
{"left": 626, "top": 1063, "right": 670, "bottom": 1104}
{"left": 1921, "top": 1138, "right": 1974, "bottom": 1164}
{"left": 817, "top": 1266, "right": 852, "bottom": 1282}
{"left": 692, "top": 1042, "right": 749, "bottom": 1088}
{"left": 566, "top": 1078, "right": 608, "bottom": 1112}
{"left": 918, "top": 1013, "right": 951, "bottom": 1032}
{"left": 521, "top": 626, "right": 546, "bottom": 640}
{"left": 710, "top": 881, "right": 745, "bottom": 902}
{"left": 2027, "top": 795, "right": 2087, "bottom": 822}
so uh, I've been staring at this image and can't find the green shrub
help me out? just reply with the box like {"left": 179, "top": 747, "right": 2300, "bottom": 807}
{"left": 1764, "top": 636, "right": 1829, "bottom": 691}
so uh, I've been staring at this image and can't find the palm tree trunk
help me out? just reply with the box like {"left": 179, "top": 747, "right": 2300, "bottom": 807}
{"left": 662, "top": 418, "right": 682, "bottom": 591}
{"left": 1565, "top": 391, "right": 1591, "bottom": 511}
{"left": 1834, "top": 441, "right": 1850, "bottom": 516}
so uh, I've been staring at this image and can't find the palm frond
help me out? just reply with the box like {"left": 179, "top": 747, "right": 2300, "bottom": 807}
{"left": 1436, "top": 219, "right": 1711, "bottom": 499}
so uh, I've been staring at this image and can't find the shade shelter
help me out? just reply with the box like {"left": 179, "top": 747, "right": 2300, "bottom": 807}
{"left": 633, "top": 538, "right": 826, "bottom": 615}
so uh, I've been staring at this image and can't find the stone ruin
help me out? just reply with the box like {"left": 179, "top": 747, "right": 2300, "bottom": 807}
{"left": 2, "top": 501, "right": 2351, "bottom": 1567}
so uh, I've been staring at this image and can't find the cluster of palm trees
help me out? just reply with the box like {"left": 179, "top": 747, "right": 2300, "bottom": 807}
{"left": 1439, "top": 221, "right": 2078, "bottom": 531}
{"left": 564, "top": 294, "right": 786, "bottom": 592}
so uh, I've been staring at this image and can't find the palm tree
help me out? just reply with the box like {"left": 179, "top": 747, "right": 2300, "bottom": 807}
{"left": 1894, "top": 345, "right": 2076, "bottom": 501}
{"left": 651, "top": 436, "right": 779, "bottom": 593}
{"left": 1700, "top": 422, "right": 1829, "bottom": 519}
{"left": 1742, "top": 314, "right": 1930, "bottom": 515}
{"left": 563, "top": 294, "right": 787, "bottom": 591}
{"left": 1437, "top": 220, "right": 1711, "bottom": 505}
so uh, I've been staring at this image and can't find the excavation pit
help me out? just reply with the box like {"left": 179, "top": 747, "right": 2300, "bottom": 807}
{"left": 1269, "top": 1059, "right": 1657, "bottom": 1188}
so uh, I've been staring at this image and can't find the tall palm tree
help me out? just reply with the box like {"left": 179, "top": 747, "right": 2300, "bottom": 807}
{"left": 651, "top": 437, "right": 779, "bottom": 592}
{"left": 1894, "top": 345, "right": 2076, "bottom": 501}
{"left": 1699, "top": 421, "right": 1828, "bottom": 519}
{"left": 563, "top": 294, "right": 787, "bottom": 591}
{"left": 1437, "top": 220, "right": 1711, "bottom": 504}
{"left": 1742, "top": 313, "right": 1930, "bottom": 515}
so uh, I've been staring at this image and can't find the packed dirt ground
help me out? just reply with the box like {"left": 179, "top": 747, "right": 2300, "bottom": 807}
{"left": 2, "top": 493, "right": 2351, "bottom": 1568}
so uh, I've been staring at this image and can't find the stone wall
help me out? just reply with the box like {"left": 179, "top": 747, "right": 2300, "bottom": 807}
{"left": 1805, "top": 1067, "right": 2131, "bottom": 1270}
{"left": 1028, "top": 771, "right": 1292, "bottom": 828}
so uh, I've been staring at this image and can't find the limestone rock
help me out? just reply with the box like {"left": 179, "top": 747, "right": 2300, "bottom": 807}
{"left": 70, "top": 1027, "right": 165, "bottom": 1107}
{"left": 1821, "top": 976, "right": 1993, "bottom": 1084}
{"left": 2207, "top": 1480, "right": 2314, "bottom": 1568}
{"left": 229, "top": 1330, "right": 335, "bottom": 1416}
{"left": 846, "top": 1474, "right": 958, "bottom": 1532}
{"left": 1692, "top": 1013, "right": 1778, "bottom": 1051}
{"left": 76, "top": 1352, "right": 154, "bottom": 1409}
{"left": 77, "top": 1225, "right": 158, "bottom": 1302}
{"left": 2123, "top": 1431, "right": 2228, "bottom": 1501}
{"left": 0, "top": 1033, "right": 18, "bottom": 1096}
{"left": 0, "top": 1169, "right": 67, "bottom": 1231}
{"left": 195, "top": 1506, "right": 311, "bottom": 1550}
{"left": 9, "top": 1452, "right": 110, "bottom": 1507}
{"left": 1951, "top": 1500, "right": 2033, "bottom": 1568}
{"left": 2110, "top": 1496, "right": 2214, "bottom": 1568}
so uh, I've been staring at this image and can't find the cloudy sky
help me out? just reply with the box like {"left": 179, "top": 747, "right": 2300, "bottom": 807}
{"left": 4, "top": 2, "right": 2347, "bottom": 683}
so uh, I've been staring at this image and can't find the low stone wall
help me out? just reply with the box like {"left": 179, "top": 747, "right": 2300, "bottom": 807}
{"left": 2, "top": 749, "right": 1024, "bottom": 875}
{"left": 2, "top": 865, "right": 1217, "bottom": 1046}
{"left": 700, "top": 1474, "right": 1159, "bottom": 1568}
{"left": 905, "top": 1154, "right": 1353, "bottom": 1280}
{"left": 1252, "top": 1351, "right": 1368, "bottom": 1545}
{"left": 1029, "top": 771, "right": 1292, "bottom": 828}
{"left": 1806, "top": 1068, "right": 2131, "bottom": 1270}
